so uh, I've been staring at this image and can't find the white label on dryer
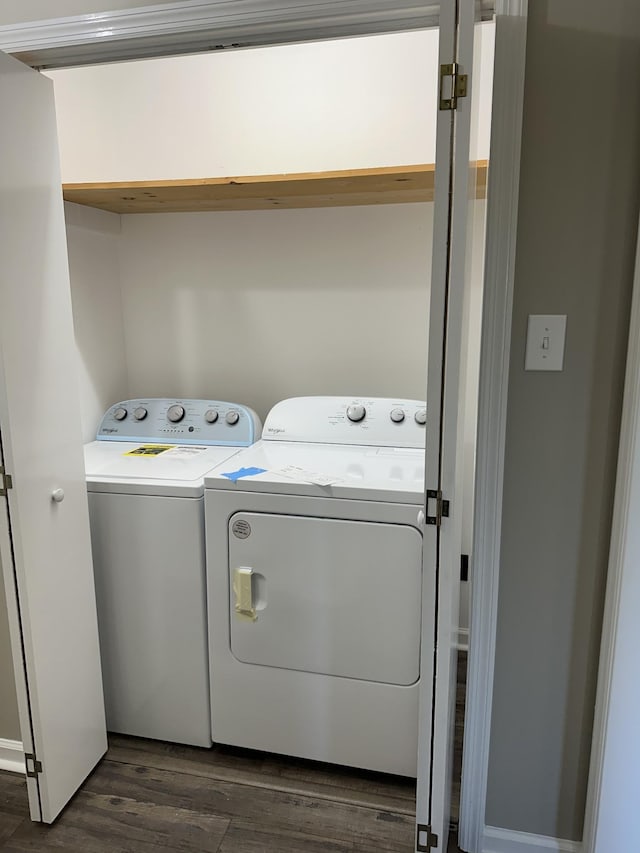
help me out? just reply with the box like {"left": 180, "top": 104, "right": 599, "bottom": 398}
{"left": 164, "top": 446, "right": 209, "bottom": 459}
{"left": 272, "top": 465, "right": 345, "bottom": 487}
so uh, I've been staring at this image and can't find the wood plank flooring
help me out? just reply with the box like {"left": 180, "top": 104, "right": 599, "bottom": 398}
{"left": 0, "top": 653, "right": 467, "bottom": 852}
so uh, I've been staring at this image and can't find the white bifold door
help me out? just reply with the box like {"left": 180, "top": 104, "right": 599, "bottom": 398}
{"left": 0, "top": 50, "right": 107, "bottom": 822}
{"left": 417, "top": 1, "right": 480, "bottom": 850}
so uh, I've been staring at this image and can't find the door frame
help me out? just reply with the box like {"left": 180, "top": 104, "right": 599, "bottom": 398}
{"left": 457, "top": 2, "right": 528, "bottom": 851}
{"left": 0, "top": 1, "right": 492, "bottom": 68}
{"left": 0, "top": 3, "right": 530, "bottom": 849}
{"left": 580, "top": 210, "right": 640, "bottom": 851}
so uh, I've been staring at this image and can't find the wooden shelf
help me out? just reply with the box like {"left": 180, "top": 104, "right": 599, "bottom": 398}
{"left": 62, "top": 162, "right": 488, "bottom": 214}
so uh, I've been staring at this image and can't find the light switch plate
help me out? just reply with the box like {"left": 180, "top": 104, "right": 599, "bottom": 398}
{"left": 525, "top": 314, "right": 567, "bottom": 371}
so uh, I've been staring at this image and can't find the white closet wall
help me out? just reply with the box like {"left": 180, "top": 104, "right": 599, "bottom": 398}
{"left": 46, "top": 25, "right": 493, "bottom": 182}
{"left": 117, "top": 204, "right": 431, "bottom": 413}
{"left": 49, "top": 31, "right": 437, "bottom": 182}
{"left": 65, "top": 203, "right": 128, "bottom": 442}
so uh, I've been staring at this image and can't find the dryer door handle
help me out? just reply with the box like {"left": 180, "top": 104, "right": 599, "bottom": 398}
{"left": 233, "top": 567, "right": 256, "bottom": 622}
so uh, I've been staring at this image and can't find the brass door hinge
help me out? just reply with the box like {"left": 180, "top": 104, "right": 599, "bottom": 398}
{"left": 439, "top": 62, "right": 468, "bottom": 110}
{"left": 416, "top": 823, "right": 439, "bottom": 851}
{"left": 0, "top": 466, "right": 13, "bottom": 496}
{"left": 25, "top": 753, "right": 43, "bottom": 778}
{"left": 426, "top": 490, "right": 450, "bottom": 527}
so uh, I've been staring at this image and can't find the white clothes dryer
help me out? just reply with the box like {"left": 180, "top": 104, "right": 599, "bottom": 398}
{"left": 204, "top": 396, "right": 429, "bottom": 776}
{"left": 84, "top": 398, "right": 261, "bottom": 747}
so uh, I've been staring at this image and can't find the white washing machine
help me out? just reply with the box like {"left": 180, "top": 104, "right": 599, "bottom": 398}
{"left": 84, "top": 398, "right": 261, "bottom": 747}
{"left": 204, "top": 396, "right": 430, "bottom": 776}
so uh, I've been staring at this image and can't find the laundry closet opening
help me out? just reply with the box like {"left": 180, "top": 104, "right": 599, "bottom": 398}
{"left": 0, "top": 15, "right": 496, "bottom": 848}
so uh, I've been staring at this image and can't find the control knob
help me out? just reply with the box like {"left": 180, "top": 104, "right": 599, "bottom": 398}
{"left": 390, "top": 408, "right": 405, "bottom": 423}
{"left": 415, "top": 409, "right": 427, "bottom": 425}
{"left": 346, "top": 404, "right": 366, "bottom": 423}
{"left": 113, "top": 407, "right": 127, "bottom": 421}
{"left": 133, "top": 406, "right": 147, "bottom": 421}
{"left": 167, "top": 404, "right": 185, "bottom": 423}
{"left": 205, "top": 410, "right": 219, "bottom": 424}
{"left": 225, "top": 410, "right": 240, "bottom": 425}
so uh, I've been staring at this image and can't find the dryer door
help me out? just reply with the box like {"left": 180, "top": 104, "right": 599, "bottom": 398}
{"left": 228, "top": 512, "right": 422, "bottom": 686}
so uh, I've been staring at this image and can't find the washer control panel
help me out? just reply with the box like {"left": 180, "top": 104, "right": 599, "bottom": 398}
{"left": 263, "top": 397, "right": 426, "bottom": 448}
{"left": 96, "top": 399, "right": 261, "bottom": 446}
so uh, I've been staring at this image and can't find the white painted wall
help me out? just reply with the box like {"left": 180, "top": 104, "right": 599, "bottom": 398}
{"left": 117, "top": 204, "right": 431, "bottom": 412}
{"left": 65, "top": 203, "right": 129, "bottom": 441}
{"left": 486, "top": 0, "right": 640, "bottom": 839}
{"left": 45, "top": 24, "right": 494, "bottom": 183}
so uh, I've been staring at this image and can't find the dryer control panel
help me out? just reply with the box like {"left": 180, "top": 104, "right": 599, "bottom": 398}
{"left": 262, "top": 397, "right": 426, "bottom": 448}
{"left": 96, "top": 399, "right": 261, "bottom": 446}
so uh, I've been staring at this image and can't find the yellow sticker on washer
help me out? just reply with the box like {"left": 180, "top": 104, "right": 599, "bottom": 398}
{"left": 124, "top": 445, "right": 173, "bottom": 457}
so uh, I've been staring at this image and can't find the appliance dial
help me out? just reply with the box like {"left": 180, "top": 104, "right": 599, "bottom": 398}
{"left": 225, "top": 410, "right": 240, "bottom": 425}
{"left": 205, "top": 409, "right": 219, "bottom": 424}
{"left": 390, "top": 408, "right": 405, "bottom": 423}
{"left": 167, "top": 404, "right": 185, "bottom": 423}
{"left": 347, "top": 404, "right": 366, "bottom": 423}
{"left": 415, "top": 409, "right": 427, "bottom": 425}
{"left": 113, "top": 407, "right": 127, "bottom": 421}
{"left": 133, "top": 406, "right": 147, "bottom": 421}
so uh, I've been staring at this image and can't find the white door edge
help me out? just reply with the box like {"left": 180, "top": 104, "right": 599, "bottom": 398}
{"left": 458, "top": 4, "right": 529, "bottom": 851}
{"left": 0, "top": 482, "right": 40, "bottom": 817}
{"left": 426, "top": 0, "right": 477, "bottom": 843}
{"left": 580, "top": 207, "right": 640, "bottom": 851}
{"left": 415, "top": 0, "right": 459, "bottom": 845}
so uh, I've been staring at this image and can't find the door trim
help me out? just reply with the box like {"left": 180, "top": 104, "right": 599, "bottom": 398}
{"left": 458, "top": 2, "right": 528, "bottom": 850}
{"left": 0, "top": 1, "right": 490, "bottom": 69}
{"left": 580, "top": 209, "right": 640, "bottom": 851}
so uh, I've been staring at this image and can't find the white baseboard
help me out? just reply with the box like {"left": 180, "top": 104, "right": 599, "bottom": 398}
{"left": 0, "top": 738, "right": 25, "bottom": 774}
{"left": 483, "top": 825, "right": 582, "bottom": 853}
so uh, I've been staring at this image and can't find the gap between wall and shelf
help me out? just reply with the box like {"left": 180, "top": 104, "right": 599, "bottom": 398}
{"left": 62, "top": 161, "right": 489, "bottom": 214}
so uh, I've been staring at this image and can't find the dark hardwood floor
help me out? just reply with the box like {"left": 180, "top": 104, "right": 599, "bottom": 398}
{"left": 0, "top": 654, "right": 467, "bottom": 852}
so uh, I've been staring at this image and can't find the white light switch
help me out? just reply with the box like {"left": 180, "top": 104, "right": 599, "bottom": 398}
{"left": 525, "top": 314, "right": 567, "bottom": 371}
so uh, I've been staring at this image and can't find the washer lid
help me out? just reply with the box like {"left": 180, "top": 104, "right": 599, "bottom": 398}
{"left": 204, "top": 440, "right": 425, "bottom": 503}
{"left": 85, "top": 441, "right": 244, "bottom": 497}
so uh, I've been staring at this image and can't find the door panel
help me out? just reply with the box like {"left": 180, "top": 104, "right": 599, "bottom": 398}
{"left": 416, "top": 0, "right": 459, "bottom": 846}
{"left": 417, "top": 0, "right": 477, "bottom": 849}
{"left": 0, "top": 49, "right": 107, "bottom": 822}
{"left": 229, "top": 512, "right": 422, "bottom": 685}
{"left": 429, "top": 5, "right": 481, "bottom": 846}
